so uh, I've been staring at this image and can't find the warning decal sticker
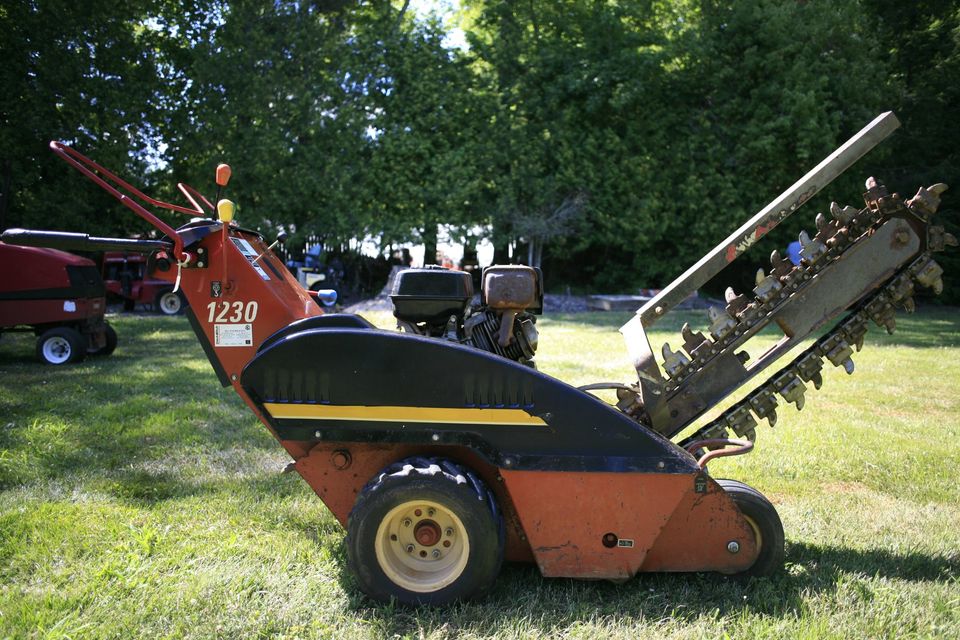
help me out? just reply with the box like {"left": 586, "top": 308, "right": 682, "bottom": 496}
{"left": 230, "top": 237, "right": 271, "bottom": 281}
{"left": 214, "top": 323, "right": 253, "bottom": 347}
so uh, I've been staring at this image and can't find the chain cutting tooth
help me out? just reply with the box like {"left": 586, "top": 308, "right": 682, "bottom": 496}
{"left": 681, "top": 322, "right": 695, "bottom": 344}
{"left": 722, "top": 405, "right": 758, "bottom": 441}
{"left": 929, "top": 226, "right": 959, "bottom": 252}
{"left": 770, "top": 250, "right": 794, "bottom": 278}
{"left": 708, "top": 306, "right": 737, "bottom": 340}
{"left": 661, "top": 342, "right": 690, "bottom": 378}
{"left": 914, "top": 259, "right": 945, "bottom": 295}
{"left": 773, "top": 371, "right": 807, "bottom": 411}
{"left": 819, "top": 335, "right": 855, "bottom": 374}
{"left": 829, "top": 200, "right": 859, "bottom": 225}
{"left": 748, "top": 388, "right": 779, "bottom": 427}
{"left": 754, "top": 272, "right": 783, "bottom": 303}
{"left": 724, "top": 287, "right": 750, "bottom": 316}
{"left": 887, "top": 274, "right": 916, "bottom": 304}
{"left": 865, "top": 297, "right": 897, "bottom": 334}
{"left": 795, "top": 352, "right": 825, "bottom": 390}
{"left": 799, "top": 230, "right": 828, "bottom": 263}
{"left": 838, "top": 316, "right": 868, "bottom": 353}
{"left": 907, "top": 184, "right": 948, "bottom": 217}
{"left": 681, "top": 322, "right": 711, "bottom": 359}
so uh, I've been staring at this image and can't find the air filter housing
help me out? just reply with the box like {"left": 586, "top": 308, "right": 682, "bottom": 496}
{"left": 391, "top": 266, "right": 474, "bottom": 326}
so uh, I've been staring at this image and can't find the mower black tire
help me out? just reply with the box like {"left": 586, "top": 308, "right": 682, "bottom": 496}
{"left": 90, "top": 323, "right": 118, "bottom": 357}
{"left": 36, "top": 327, "right": 86, "bottom": 365}
{"left": 717, "top": 479, "right": 785, "bottom": 577}
{"left": 346, "top": 457, "right": 504, "bottom": 606}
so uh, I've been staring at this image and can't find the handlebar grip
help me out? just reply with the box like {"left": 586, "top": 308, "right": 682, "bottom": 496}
{"left": 2, "top": 228, "right": 172, "bottom": 253}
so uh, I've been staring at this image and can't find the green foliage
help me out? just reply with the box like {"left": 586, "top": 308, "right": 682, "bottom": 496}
{"left": 0, "top": 0, "right": 170, "bottom": 235}
{"left": 2, "top": 0, "right": 957, "bottom": 299}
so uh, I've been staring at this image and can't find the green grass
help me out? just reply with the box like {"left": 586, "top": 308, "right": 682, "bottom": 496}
{"left": 1, "top": 307, "right": 958, "bottom": 639}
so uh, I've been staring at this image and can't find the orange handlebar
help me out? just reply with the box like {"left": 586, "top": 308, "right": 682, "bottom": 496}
{"left": 49, "top": 141, "right": 207, "bottom": 261}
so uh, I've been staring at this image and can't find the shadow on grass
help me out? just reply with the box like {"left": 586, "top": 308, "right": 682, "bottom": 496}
{"left": 335, "top": 541, "right": 958, "bottom": 634}
{"left": 0, "top": 350, "right": 276, "bottom": 489}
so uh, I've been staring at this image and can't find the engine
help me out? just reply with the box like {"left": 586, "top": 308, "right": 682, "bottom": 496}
{"left": 390, "top": 265, "right": 542, "bottom": 366}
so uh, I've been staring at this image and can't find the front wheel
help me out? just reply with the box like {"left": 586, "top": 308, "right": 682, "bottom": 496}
{"left": 717, "top": 479, "right": 785, "bottom": 577}
{"left": 155, "top": 289, "right": 183, "bottom": 315}
{"left": 36, "top": 327, "right": 86, "bottom": 365}
{"left": 346, "top": 457, "right": 504, "bottom": 605}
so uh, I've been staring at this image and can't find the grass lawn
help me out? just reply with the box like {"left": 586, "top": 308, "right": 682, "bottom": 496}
{"left": 0, "top": 306, "right": 958, "bottom": 639}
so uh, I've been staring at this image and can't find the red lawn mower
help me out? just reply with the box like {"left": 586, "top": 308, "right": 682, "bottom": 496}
{"left": 0, "top": 241, "right": 116, "bottom": 364}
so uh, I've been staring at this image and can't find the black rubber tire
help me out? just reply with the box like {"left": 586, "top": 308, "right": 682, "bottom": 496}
{"left": 155, "top": 289, "right": 184, "bottom": 315}
{"left": 89, "top": 323, "right": 118, "bottom": 357}
{"left": 36, "top": 327, "right": 86, "bottom": 365}
{"left": 123, "top": 298, "right": 136, "bottom": 312}
{"left": 717, "top": 479, "right": 785, "bottom": 577}
{"left": 346, "top": 457, "right": 504, "bottom": 605}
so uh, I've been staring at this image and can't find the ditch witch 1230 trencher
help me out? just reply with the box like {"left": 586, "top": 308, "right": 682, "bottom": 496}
{"left": 3, "top": 112, "right": 954, "bottom": 604}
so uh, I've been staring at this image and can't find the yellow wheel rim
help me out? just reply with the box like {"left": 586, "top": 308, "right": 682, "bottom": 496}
{"left": 374, "top": 499, "right": 470, "bottom": 593}
{"left": 743, "top": 514, "right": 763, "bottom": 555}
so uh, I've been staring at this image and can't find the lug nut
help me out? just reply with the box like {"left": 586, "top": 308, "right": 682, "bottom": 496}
{"left": 427, "top": 508, "right": 435, "bottom": 517}
{"left": 402, "top": 518, "right": 412, "bottom": 527}
{"left": 405, "top": 544, "right": 415, "bottom": 553}
{"left": 432, "top": 549, "right": 441, "bottom": 559}
{"left": 445, "top": 527, "right": 454, "bottom": 536}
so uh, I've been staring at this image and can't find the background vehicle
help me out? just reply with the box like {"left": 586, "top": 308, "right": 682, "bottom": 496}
{"left": 101, "top": 251, "right": 185, "bottom": 314}
{"left": 3, "top": 112, "right": 953, "bottom": 605}
{"left": 0, "top": 242, "right": 116, "bottom": 364}
{"left": 285, "top": 244, "right": 342, "bottom": 307}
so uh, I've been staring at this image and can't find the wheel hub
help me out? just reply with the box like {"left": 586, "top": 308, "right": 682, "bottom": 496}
{"left": 414, "top": 520, "right": 441, "bottom": 546}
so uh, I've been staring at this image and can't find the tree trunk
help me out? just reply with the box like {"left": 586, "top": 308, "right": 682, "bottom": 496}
{"left": 491, "top": 233, "right": 510, "bottom": 264}
{"left": 422, "top": 223, "right": 438, "bottom": 266}
{"left": 0, "top": 159, "right": 11, "bottom": 231}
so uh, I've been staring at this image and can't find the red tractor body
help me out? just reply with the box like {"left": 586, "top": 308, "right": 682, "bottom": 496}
{"left": 0, "top": 242, "right": 116, "bottom": 363}
{"left": 101, "top": 251, "right": 184, "bottom": 314}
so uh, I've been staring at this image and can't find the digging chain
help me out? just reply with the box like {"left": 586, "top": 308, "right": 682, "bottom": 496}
{"left": 658, "top": 180, "right": 956, "bottom": 449}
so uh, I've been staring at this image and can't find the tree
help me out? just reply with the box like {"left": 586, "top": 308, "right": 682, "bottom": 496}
{"left": 464, "top": 0, "right": 895, "bottom": 292}
{"left": 361, "top": 16, "right": 496, "bottom": 263}
{"left": 0, "top": 0, "right": 169, "bottom": 235}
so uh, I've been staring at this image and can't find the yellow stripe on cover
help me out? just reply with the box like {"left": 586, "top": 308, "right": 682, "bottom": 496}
{"left": 263, "top": 402, "right": 547, "bottom": 427}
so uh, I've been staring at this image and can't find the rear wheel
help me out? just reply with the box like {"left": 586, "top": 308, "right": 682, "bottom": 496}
{"left": 346, "top": 457, "right": 504, "bottom": 605}
{"left": 717, "top": 479, "right": 785, "bottom": 577}
{"left": 89, "top": 323, "right": 117, "bottom": 357}
{"left": 36, "top": 327, "right": 86, "bottom": 365}
{"left": 155, "top": 290, "right": 183, "bottom": 315}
